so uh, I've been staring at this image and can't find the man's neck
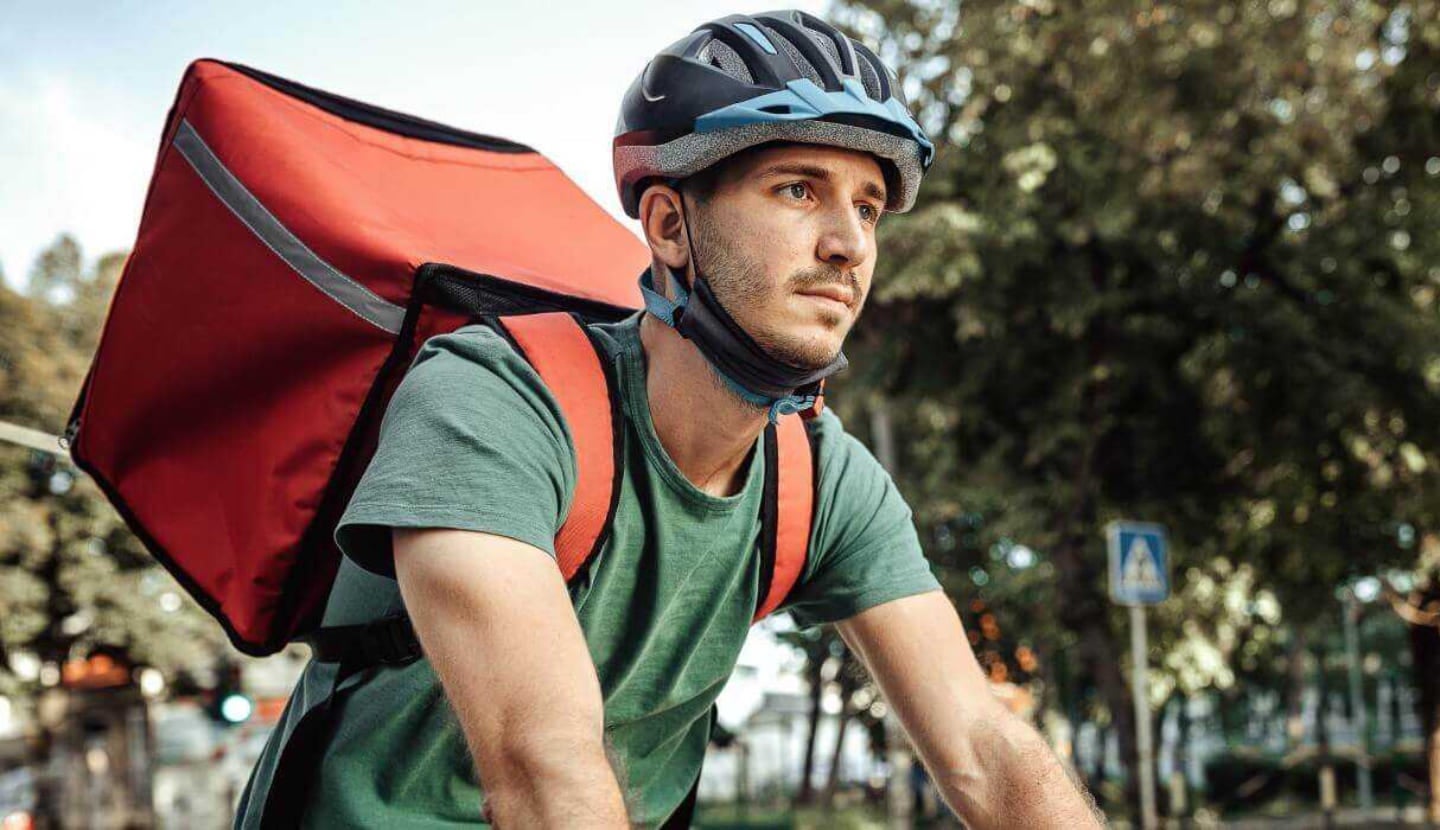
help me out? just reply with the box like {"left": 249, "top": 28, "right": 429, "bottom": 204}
{"left": 638, "top": 313, "right": 768, "bottom": 498}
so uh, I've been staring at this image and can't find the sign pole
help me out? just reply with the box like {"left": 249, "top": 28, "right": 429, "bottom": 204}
{"left": 1129, "top": 603, "right": 1158, "bottom": 830}
{"left": 1108, "top": 520, "right": 1170, "bottom": 830}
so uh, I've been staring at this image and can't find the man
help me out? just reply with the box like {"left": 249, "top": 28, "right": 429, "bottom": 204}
{"left": 237, "top": 10, "right": 1102, "bottom": 828}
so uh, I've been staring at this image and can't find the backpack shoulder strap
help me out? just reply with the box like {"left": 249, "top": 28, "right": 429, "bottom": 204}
{"left": 752, "top": 412, "right": 815, "bottom": 622}
{"left": 304, "top": 311, "right": 620, "bottom": 669}
{"left": 494, "top": 311, "right": 622, "bottom": 584}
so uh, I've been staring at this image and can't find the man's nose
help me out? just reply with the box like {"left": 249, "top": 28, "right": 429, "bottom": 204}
{"left": 816, "top": 203, "right": 870, "bottom": 268}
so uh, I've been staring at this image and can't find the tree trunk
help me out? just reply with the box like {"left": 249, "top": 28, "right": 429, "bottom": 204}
{"left": 1314, "top": 644, "right": 1338, "bottom": 823}
{"left": 1405, "top": 584, "right": 1440, "bottom": 824}
{"left": 29, "top": 506, "right": 70, "bottom": 829}
{"left": 824, "top": 710, "right": 853, "bottom": 806}
{"left": 1053, "top": 537, "right": 1137, "bottom": 815}
{"left": 1048, "top": 238, "right": 1140, "bottom": 817}
{"left": 1174, "top": 693, "right": 1191, "bottom": 819}
{"left": 1285, "top": 628, "right": 1310, "bottom": 751}
{"left": 797, "top": 654, "right": 825, "bottom": 805}
{"left": 1091, "top": 721, "right": 1109, "bottom": 790}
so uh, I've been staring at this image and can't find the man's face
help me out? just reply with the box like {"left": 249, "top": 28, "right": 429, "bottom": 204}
{"left": 684, "top": 143, "right": 886, "bottom": 371}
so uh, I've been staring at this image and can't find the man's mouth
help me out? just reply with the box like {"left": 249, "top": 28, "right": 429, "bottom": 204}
{"left": 796, "top": 284, "right": 855, "bottom": 308}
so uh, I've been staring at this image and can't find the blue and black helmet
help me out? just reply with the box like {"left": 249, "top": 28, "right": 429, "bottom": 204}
{"left": 614, "top": 9, "right": 935, "bottom": 219}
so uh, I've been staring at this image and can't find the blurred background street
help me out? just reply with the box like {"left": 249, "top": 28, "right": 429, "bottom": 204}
{"left": 1, "top": 0, "right": 1436, "bottom": 826}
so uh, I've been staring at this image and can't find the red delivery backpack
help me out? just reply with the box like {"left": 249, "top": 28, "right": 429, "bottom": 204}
{"left": 61, "top": 59, "right": 821, "bottom": 666}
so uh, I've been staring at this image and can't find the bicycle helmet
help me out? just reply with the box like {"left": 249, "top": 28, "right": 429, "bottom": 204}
{"left": 614, "top": 10, "right": 935, "bottom": 422}
{"left": 614, "top": 9, "right": 934, "bottom": 219}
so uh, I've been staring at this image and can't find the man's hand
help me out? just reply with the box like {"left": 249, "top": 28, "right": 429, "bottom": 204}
{"left": 836, "top": 590, "right": 1104, "bottom": 829}
{"left": 394, "top": 527, "right": 630, "bottom": 827}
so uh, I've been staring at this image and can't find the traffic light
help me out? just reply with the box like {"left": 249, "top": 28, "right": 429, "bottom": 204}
{"left": 206, "top": 661, "right": 252, "bottom": 726}
{"left": 218, "top": 692, "right": 254, "bottom": 725}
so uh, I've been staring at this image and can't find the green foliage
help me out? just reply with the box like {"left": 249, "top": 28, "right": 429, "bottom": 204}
{"left": 826, "top": 0, "right": 1440, "bottom": 759}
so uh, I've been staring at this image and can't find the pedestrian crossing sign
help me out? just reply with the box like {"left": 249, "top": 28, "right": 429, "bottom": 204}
{"left": 1107, "top": 521, "right": 1170, "bottom": 605}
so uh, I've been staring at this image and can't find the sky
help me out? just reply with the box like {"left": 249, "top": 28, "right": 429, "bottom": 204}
{"left": 0, "top": 0, "right": 828, "bottom": 292}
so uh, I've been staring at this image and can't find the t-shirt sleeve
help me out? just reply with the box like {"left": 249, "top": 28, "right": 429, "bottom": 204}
{"left": 780, "top": 409, "right": 942, "bottom": 629}
{"left": 333, "top": 322, "right": 577, "bottom": 579}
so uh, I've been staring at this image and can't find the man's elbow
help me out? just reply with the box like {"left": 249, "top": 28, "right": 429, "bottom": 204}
{"left": 476, "top": 710, "right": 613, "bottom": 790}
{"left": 478, "top": 723, "right": 630, "bottom": 824}
{"left": 929, "top": 705, "right": 1099, "bottom": 828}
{"left": 927, "top": 703, "right": 1039, "bottom": 794}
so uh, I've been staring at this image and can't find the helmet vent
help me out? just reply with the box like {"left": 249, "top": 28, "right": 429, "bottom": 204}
{"left": 762, "top": 24, "right": 824, "bottom": 87}
{"left": 801, "top": 27, "right": 844, "bottom": 73}
{"left": 700, "top": 39, "right": 754, "bottom": 85}
{"left": 857, "top": 53, "right": 883, "bottom": 99}
{"left": 760, "top": 104, "right": 793, "bottom": 115}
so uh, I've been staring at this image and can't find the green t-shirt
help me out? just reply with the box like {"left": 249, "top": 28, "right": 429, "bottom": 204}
{"left": 288, "top": 312, "right": 939, "bottom": 827}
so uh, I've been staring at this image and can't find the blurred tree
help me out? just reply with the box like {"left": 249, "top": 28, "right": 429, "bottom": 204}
{"left": 776, "top": 625, "right": 839, "bottom": 805}
{"left": 0, "top": 236, "right": 225, "bottom": 821}
{"left": 24, "top": 233, "right": 82, "bottom": 308}
{"left": 829, "top": 0, "right": 1440, "bottom": 817}
{"left": 822, "top": 642, "right": 864, "bottom": 804}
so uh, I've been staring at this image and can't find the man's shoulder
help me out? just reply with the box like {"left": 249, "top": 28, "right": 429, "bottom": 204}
{"left": 408, "top": 320, "right": 525, "bottom": 380}
{"left": 396, "top": 321, "right": 572, "bottom": 446}
{"left": 803, "top": 406, "right": 897, "bottom": 504}
{"left": 804, "top": 406, "right": 877, "bottom": 467}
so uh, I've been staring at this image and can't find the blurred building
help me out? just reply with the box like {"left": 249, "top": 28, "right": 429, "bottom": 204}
{"left": 700, "top": 625, "right": 882, "bottom": 805}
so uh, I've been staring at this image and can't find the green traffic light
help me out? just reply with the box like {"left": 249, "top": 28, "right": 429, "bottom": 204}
{"left": 219, "top": 693, "right": 254, "bottom": 724}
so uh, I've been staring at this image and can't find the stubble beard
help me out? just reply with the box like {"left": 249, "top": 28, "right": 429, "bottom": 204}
{"left": 687, "top": 212, "right": 858, "bottom": 372}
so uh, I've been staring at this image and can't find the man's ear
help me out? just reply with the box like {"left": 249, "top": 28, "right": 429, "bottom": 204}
{"left": 638, "top": 183, "right": 690, "bottom": 275}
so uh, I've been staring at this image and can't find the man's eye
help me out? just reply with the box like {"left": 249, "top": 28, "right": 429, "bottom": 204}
{"left": 858, "top": 204, "right": 881, "bottom": 224}
{"left": 781, "top": 182, "right": 809, "bottom": 200}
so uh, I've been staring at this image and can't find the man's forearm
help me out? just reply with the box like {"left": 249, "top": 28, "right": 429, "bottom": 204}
{"left": 927, "top": 711, "right": 1104, "bottom": 829}
{"left": 480, "top": 737, "right": 630, "bottom": 827}
{"left": 393, "top": 529, "right": 632, "bottom": 827}
{"left": 835, "top": 593, "right": 1104, "bottom": 827}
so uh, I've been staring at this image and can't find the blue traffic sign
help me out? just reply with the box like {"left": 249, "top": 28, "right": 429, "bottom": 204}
{"left": 1107, "top": 521, "right": 1170, "bottom": 605}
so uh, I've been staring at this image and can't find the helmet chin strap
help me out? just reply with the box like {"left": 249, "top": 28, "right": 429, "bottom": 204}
{"left": 637, "top": 188, "right": 848, "bottom": 424}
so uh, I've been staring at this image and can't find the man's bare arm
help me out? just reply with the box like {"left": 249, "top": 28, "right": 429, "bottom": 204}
{"left": 836, "top": 590, "right": 1104, "bottom": 829}
{"left": 394, "top": 527, "right": 629, "bottom": 827}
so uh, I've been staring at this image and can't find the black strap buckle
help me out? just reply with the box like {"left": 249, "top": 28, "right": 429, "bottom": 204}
{"left": 305, "top": 613, "right": 423, "bottom": 667}
{"left": 364, "top": 614, "right": 424, "bottom": 665}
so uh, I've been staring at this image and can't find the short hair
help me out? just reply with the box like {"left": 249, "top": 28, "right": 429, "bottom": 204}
{"left": 631, "top": 141, "right": 801, "bottom": 210}
{"left": 641, "top": 140, "right": 897, "bottom": 209}
{"left": 680, "top": 141, "right": 792, "bottom": 204}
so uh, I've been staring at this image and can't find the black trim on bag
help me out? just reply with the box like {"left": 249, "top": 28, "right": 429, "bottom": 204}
{"left": 481, "top": 313, "right": 528, "bottom": 357}
{"left": 414, "top": 262, "right": 635, "bottom": 322}
{"left": 59, "top": 363, "right": 92, "bottom": 452}
{"left": 755, "top": 424, "right": 780, "bottom": 618}
{"left": 220, "top": 60, "right": 537, "bottom": 155}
